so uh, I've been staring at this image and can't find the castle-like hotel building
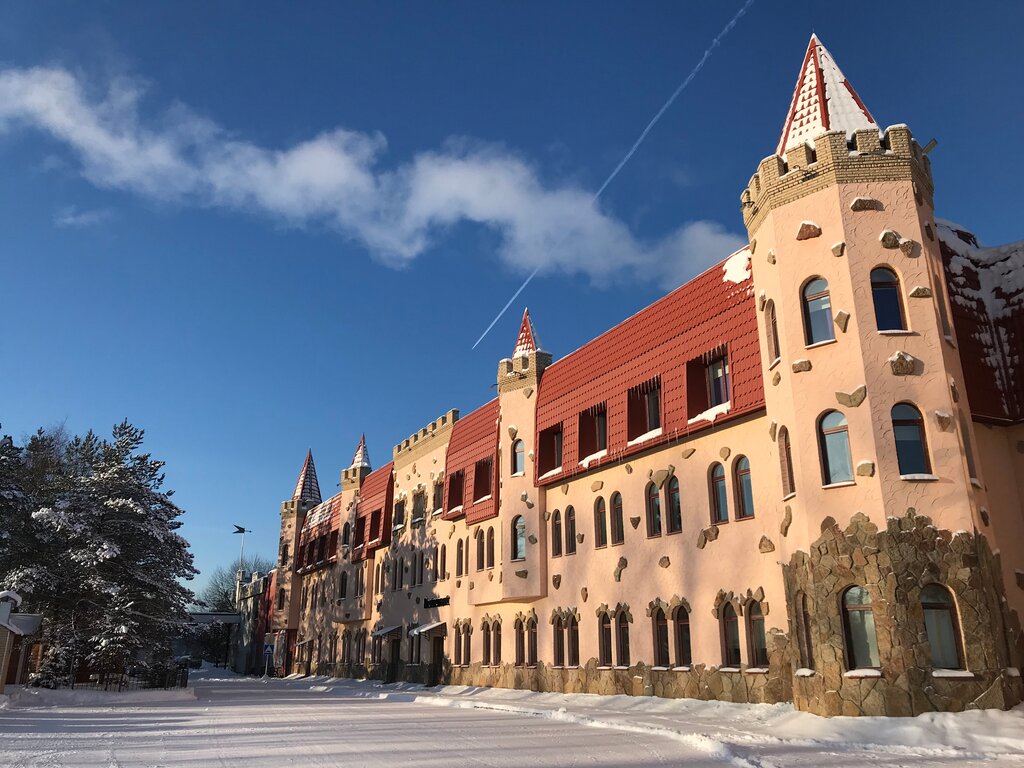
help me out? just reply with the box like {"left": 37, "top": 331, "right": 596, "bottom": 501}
{"left": 241, "top": 36, "right": 1024, "bottom": 717}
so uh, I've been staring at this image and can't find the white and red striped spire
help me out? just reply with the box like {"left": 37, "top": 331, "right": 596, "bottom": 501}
{"left": 350, "top": 433, "right": 371, "bottom": 470}
{"left": 776, "top": 34, "right": 877, "bottom": 156}
{"left": 513, "top": 308, "right": 539, "bottom": 356}
{"left": 292, "top": 449, "right": 322, "bottom": 504}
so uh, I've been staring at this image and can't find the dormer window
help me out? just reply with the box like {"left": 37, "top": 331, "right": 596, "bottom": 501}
{"left": 474, "top": 458, "right": 493, "bottom": 501}
{"left": 393, "top": 500, "right": 405, "bottom": 528}
{"left": 578, "top": 404, "right": 607, "bottom": 461}
{"left": 687, "top": 349, "right": 730, "bottom": 417}
{"left": 708, "top": 356, "right": 730, "bottom": 406}
{"left": 538, "top": 424, "right": 563, "bottom": 475}
{"left": 369, "top": 509, "right": 381, "bottom": 540}
{"left": 627, "top": 378, "right": 661, "bottom": 442}
{"left": 447, "top": 470, "right": 465, "bottom": 510}
{"left": 433, "top": 482, "right": 445, "bottom": 513}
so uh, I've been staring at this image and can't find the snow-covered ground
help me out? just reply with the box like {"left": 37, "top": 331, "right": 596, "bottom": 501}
{"left": 1, "top": 666, "right": 1023, "bottom": 767}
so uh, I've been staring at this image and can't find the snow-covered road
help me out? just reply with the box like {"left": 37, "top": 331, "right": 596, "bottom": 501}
{"left": 2, "top": 667, "right": 1023, "bottom": 767}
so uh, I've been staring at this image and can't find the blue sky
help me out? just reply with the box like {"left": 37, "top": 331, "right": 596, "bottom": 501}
{"left": 1, "top": 1, "right": 1021, "bottom": 591}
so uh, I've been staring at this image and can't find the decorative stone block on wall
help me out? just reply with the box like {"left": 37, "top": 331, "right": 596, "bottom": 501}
{"left": 796, "top": 221, "right": 822, "bottom": 240}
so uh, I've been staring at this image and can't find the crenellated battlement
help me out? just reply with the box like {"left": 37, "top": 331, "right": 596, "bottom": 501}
{"left": 497, "top": 349, "right": 552, "bottom": 394}
{"left": 392, "top": 408, "right": 460, "bottom": 463}
{"left": 741, "top": 125, "right": 933, "bottom": 235}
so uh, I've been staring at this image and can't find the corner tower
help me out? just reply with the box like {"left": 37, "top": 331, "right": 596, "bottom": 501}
{"left": 272, "top": 450, "right": 321, "bottom": 639}
{"left": 743, "top": 35, "right": 1020, "bottom": 715}
{"left": 341, "top": 434, "right": 372, "bottom": 492}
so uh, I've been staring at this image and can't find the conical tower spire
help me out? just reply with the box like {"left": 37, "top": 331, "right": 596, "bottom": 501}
{"left": 350, "top": 433, "right": 371, "bottom": 470}
{"left": 776, "top": 34, "right": 877, "bottom": 156}
{"left": 513, "top": 308, "right": 539, "bottom": 356}
{"left": 292, "top": 449, "right": 322, "bottom": 504}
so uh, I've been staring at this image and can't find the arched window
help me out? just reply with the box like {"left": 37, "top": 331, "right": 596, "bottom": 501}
{"left": 511, "top": 515, "right": 526, "bottom": 561}
{"left": 795, "top": 592, "right": 814, "bottom": 670}
{"left": 594, "top": 497, "right": 608, "bottom": 548}
{"left": 921, "top": 584, "right": 964, "bottom": 669}
{"left": 463, "top": 623, "right": 471, "bottom": 665}
{"left": 673, "top": 607, "right": 691, "bottom": 667}
{"left": 551, "top": 510, "right": 563, "bottom": 557}
{"left": 779, "top": 426, "right": 795, "bottom": 497}
{"left": 709, "top": 463, "right": 728, "bottom": 524}
{"left": 341, "top": 522, "right": 351, "bottom": 547}
{"left": 276, "top": 588, "right": 286, "bottom": 610}
{"left": 527, "top": 618, "right": 538, "bottom": 666}
{"left": 747, "top": 601, "right": 768, "bottom": 667}
{"left": 493, "top": 622, "right": 502, "bottom": 665}
{"left": 482, "top": 622, "right": 492, "bottom": 665}
{"left": 802, "top": 277, "right": 834, "bottom": 345}
{"left": 598, "top": 613, "right": 612, "bottom": 666}
{"left": 842, "top": 586, "right": 880, "bottom": 669}
{"left": 766, "top": 299, "right": 781, "bottom": 363}
{"left": 456, "top": 539, "right": 464, "bottom": 577}
{"left": 439, "top": 544, "right": 447, "bottom": 581}
{"left": 514, "top": 619, "right": 525, "bottom": 666}
{"left": 340, "top": 571, "right": 348, "bottom": 599}
{"left": 610, "top": 492, "right": 625, "bottom": 545}
{"left": 734, "top": 457, "right": 754, "bottom": 519}
{"left": 892, "top": 403, "right": 930, "bottom": 476}
{"left": 721, "top": 603, "right": 741, "bottom": 666}
{"left": 645, "top": 482, "right": 662, "bottom": 537}
{"left": 652, "top": 608, "right": 669, "bottom": 667}
{"left": 616, "top": 612, "right": 630, "bottom": 666}
{"left": 486, "top": 527, "right": 495, "bottom": 568}
{"left": 568, "top": 616, "right": 579, "bottom": 667}
{"left": 553, "top": 618, "right": 565, "bottom": 666}
{"left": 666, "top": 476, "right": 682, "bottom": 534}
{"left": 870, "top": 267, "right": 905, "bottom": 331}
{"left": 511, "top": 439, "right": 525, "bottom": 475}
{"left": 565, "top": 506, "right": 577, "bottom": 555}
{"left": 476, "top": 530, "right": 485, "bottom": 571}
{"left": 819, "top": 410, "right": 854, "bottom": 484}
{"left": 374, "top": 564, "right": 381, "bottom": 594}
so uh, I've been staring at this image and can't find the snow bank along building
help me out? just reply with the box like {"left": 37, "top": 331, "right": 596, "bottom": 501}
{"left": 264, "top": 36, "right": 1024, "bottom": 717}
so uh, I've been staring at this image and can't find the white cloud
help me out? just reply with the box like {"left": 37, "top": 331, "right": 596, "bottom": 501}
{"left": 54, "top": 205, "right": 113, "bottom": 228}
{"left": 0, "top": 66, "right": 746, "bottom": 286}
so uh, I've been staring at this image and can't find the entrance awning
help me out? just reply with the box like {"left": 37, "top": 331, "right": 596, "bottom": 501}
{"left": 409, "top": 621, "right": 446, "bottom": 637}
{"left": 371, "top": 624, "right": 401, "bottom": 638}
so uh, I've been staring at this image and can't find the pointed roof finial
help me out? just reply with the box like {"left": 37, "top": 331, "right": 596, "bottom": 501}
{"left": 350, "top": 433, "right": 371, "bottom": 471}
{"left": 292, "top": 449, "right": 322, "bottom": 504}
{"left": 776, "top": 34, "right": 877, "bottom": 156}
{"left": 513, "top": 308, "right": 539, "bottom": 356}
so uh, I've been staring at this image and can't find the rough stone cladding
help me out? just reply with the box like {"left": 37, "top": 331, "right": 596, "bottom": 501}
{"left": 784, "top": 511, "right": 1022, "bottom": 716}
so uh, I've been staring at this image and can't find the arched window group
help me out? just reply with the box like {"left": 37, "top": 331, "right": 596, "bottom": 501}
{"left": 610, "top": 492, "right": 625, "bottom": 545}
{"left": 653, "top": 604, "right": 692, "bottom": 668}
{"left": 594, "top": 497, "right": 608, "bottom": 548}
{"left": 565, "top": 507, "right": 577, "bottom": 555}
{"left": 514, "top": 619, "right": 526, "bottom": 666}
{"left": 666, "top": 476, "right": 682, "bottom": 534}
{"left": 645, "top": 482, "right": 662, "bottom": 537}
{"left": 734, "top": 457, "right": 754, "bottom": 519}
{"left": 551, "top": 510, "right": 563, "bottom": 557}
{"left": 482, "top": 621, "right": 492, "bottom": 666}
{"left": 551, "top": 614, "right": 580, "bottom": 667}
{"left": 486, "top": 526, "right": 495, "bottom": 568}
{"left": 709, "top": 463, "right": 728, "bottom": 524}
{"left": 476, "top": 529, "right": 485, "bottom": 571}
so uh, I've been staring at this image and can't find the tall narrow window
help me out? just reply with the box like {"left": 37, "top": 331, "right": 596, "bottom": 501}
{"left": 493, "top": 622, "right": 502, "bottom": 665}
{"left": 439, "top": 544, "right": 447, "bottom": 580}
{"left": 921, "top": 584, "right": 964, "bottom": 670}
{"left": 708, "top": 356, "right": 730, "bottom": 406}
{"left": 463, "top": 625, "right": 471, "bottom": 666}
{"left": 476, "top": 530, "right": 485, "bottom": 571}
{"left": 892, "top": 403, "right": 930, "bottom": 476}
{"left": 474, "top": 458, "right": 493, "bottom": 501}
{"left": 551, "top": 510, "right": 563, "bottom": 557}
{"left": 959, "top": 411, "right": 978, "bottom": 481}
{"left": 747, "top": 601, "right": 768, "bottom": 667}
{"left": 734, "top": 457, "right": 754, "bottom": 519}
{"left": 396, "top": 557, "right": 404, "bottom": 590}
{"left": 598, "top": 614, "right": 612, "bottom": 666}
{"left": 565, "top": 507, "right": 577, "bottom": 555}
{"left": 779, "top": 426, "right": 796, "bottom": 497}
{"left": 610, "top": 492, "right": 625, "bottom": 545}
{"left": 666, "top": 476, "right": 682, "bottom": 534}
{"left": 652, "top": 608, "right": 670, "bottom": 667}
{"left": 341, "top": 523, "right": 351, "bottom": 547}
{"left": 514, "top": 620, "right": 525, "bottom": 666}
{"left": 627, "top": 378, "right": 662, "bottom": 441}
{"left": 568, "top": 616, "right": 579, "bottom": 667}
{"left": 842, "top": 586, "right": 880, "bottom": 669}
{"left": 374, "top": 564, "right": 381, "bottom": 594}
{"left": 721, "top": 603, "right": 741, "bottom": 666}
{"left": 710, "top": 463, "right": 728, "bottom": 524}
{"left": 645, "top": 482, "right": 662, "bottom": 537}
{"left": 819, "top": 410, "right": 854, "bottom": 484}
{"left": 511, "top": 515, "right": 526, "bottom": 560}
{"left": 870, "top": 267, "right": 905, "bottom": 331}
{"left": 802, "top": 277, "right": 834, "bottom": 345}
{"left": 454, "top": 626, "right": 462, "bottom": 666}
{"left": 482, "top": 622, "right": 492, "bottom": 666}
{"left": 456, "top": 539, "right": 464, "bottom": 577}
{"left": 795, "top": 592, "right": 814, "bottom": 670}
{"left": 340, "top": 571, "right": 348, "bottom": 599}
{"left": 616, "top": 612, "right": 630, "bottom": 666}
{"left": 766, "top": 300, "right": 781, "bottom": 363}
{"left": 486, "top": 527, "right": 495, "bottom": 568}
{"left": 553, "top": 618, "right": 565, "bottom": 666}
{"left": 594, "top": 497, "right": 608, "bottom": 548}
{"left": 673, "top": 607, "right": 692, "bottom": 667}
{"left": 511, "top": 439, "right": 525, "bottom": 475}
{"left": 433, "top": 546, "right": 439, "bottom": 581}
{"left": 527, "top": 619, "right": 538, "bottom": 666}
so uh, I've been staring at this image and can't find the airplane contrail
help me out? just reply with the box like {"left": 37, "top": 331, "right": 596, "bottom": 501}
{"left": 471, "top": 0, "right": 757, "bottom": 350}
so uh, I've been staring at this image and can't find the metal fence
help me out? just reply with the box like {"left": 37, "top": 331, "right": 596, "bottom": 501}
{"left": 67, "top": 664, "right": 190, "bottom": 691}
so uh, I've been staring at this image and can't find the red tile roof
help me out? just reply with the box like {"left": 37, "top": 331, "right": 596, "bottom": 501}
{"left": 535, "top": 248, "right": 764, "bottom": 485}
{"left": 443, "top": 398, "right": 499, "bottom": 525}
{"left": 355, "top": 461, "right": 394, "bottom": 558}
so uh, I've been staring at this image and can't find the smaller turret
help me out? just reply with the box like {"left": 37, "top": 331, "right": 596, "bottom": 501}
{"left": 497, "top": 308, "right": 552, "bottom": 394}
{"left": 341, "top": 434, "right": 373, "bottom": 492}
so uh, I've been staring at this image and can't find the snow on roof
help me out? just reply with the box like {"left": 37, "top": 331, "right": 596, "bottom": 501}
{"left": 291, "top": 450, "right": 322, "bottom": 505}
{"left": 0, "top": 590, "right": 23, "bottom": 606}
{"left": 513, "top": 308, "right": 539, "bottom": 356}
{"left": 776, "top": 34, "right": 877, "bottom": 155}
{"left": 350, "top": 433, "right": 371, "bottom": 470}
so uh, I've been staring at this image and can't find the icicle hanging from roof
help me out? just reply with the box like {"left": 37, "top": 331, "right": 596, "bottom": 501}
{"left": 776, "top": 34, "right": 878, "bottom": 156}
